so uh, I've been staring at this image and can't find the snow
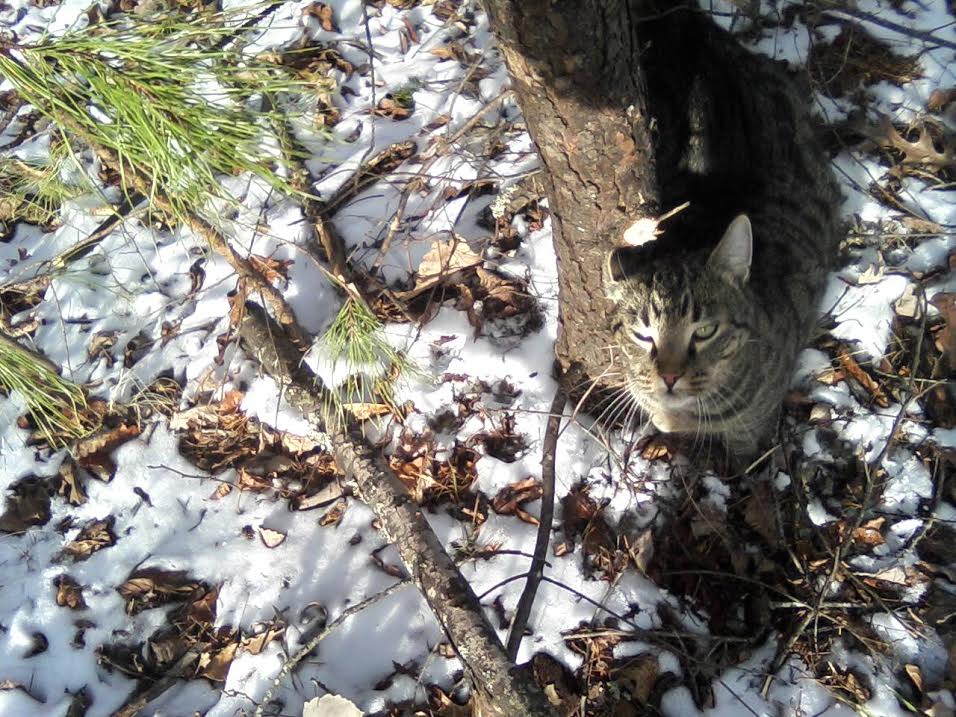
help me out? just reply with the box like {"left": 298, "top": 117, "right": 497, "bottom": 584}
{"left": 1, "top": 0, "right": 954, "bottom": 715}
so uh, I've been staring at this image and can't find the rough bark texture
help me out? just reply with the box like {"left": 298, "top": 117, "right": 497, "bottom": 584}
{"left": 237, "top": 304, "right": 557, "bottom": 717}
{"left": 480, "top": 0, "right": 660, "bottom": 393}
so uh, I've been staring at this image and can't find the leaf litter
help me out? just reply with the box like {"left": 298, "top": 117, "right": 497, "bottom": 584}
{"left": 0, "top": 0, "right": 955, "bottom": 715}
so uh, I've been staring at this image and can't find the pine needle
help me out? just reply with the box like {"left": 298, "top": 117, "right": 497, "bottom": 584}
{"left": 0, "top": 7, "right": 332, "bottom": 220}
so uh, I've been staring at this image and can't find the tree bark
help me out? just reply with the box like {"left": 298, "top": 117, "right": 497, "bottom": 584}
{"left": 480, "top": 0, "right": 661, "bottom": 394}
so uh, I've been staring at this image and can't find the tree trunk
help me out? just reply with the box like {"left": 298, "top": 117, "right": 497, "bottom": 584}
{"left": 480, "top": 0, "right": 661, "bottom": 395}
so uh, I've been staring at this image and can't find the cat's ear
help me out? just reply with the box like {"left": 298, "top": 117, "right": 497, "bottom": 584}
{"left": 708, "top": 214, "right": 752, "bottom": 282}
{"left": 604, "top": 246, "right": 638, "bottom": 301}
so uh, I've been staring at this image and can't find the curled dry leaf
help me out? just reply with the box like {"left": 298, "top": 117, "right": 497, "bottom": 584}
{"left": 931, "top": 292, "right": 956, "bottom": 371}
{"left": 258, "top": 527, "right": 287, "bottom": 548}
{"left": 241, "top": 623, "right": 285, "bottom": 656}
{"left": 373, "top": 95, "right": 413, "bottom": 120}
{"left": 319, "top": 500, "right": 347, "bottom": 527}
{"left": 409, "top": 238, "right": 483, "bottom": 296}
{"left": 62, "top": 516, "right": 116, "bottom": 560}
{"left": 639, "top": 435, "right": 673, "bottom": 461}
{"left": 872, "top": 115, "right": 956, "bottom": 169}
{"left": 302, "top": 1, "right": 339, "bottom": 32}
{"left": 0, "top": 476, "right": 51, "bottom": 534}
{"left": 117, "top": 567, "right": 204, "bottom": 615}
{"left": 905, "top": 663, "right": 924, "bottom": 693}
{"left": 53, "top": 574, "right": 86, "bottom": 609}
{"left": 197, "top": 640, "right": 238, "bottom": 683}
{"left": 491, "top": 478, "right": 542, "bottom": 516}
{"left": 928, "top": 88, "right": 956, "bottom": 112}
{"left": 837, "top": 345, "right": 889, "bottom": 407}
{"left": 614, "top": 654, "right": 659, "bottom": 705}
{"left": 249, "top": 254, "right": 293, "bottom": 284}
{"left": 74, "top": 423, "right": 141, "bottom": 468}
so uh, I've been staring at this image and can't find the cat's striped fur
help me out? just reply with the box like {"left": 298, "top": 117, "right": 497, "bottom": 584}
{"left": 603, "top": 8, "right": 841, "bottom": 461}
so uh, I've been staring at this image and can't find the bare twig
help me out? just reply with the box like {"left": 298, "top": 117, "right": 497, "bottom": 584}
{"left": 506, "top": 385, "right": 565, "bottom": 660}
{"left": 817, "top": 1, "right": 956, "bottom": 52}
{"left": 254, "top": 580, "right": 411, "bottom": 717}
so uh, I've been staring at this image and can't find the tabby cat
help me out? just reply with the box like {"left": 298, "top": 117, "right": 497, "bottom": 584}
{"left": 603, "top": 8, "right": 841, "bottom": 462}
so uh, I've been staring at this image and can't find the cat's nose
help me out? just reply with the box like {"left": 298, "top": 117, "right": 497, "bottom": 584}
{"left": 660, "top": 372, "right": 683, "bottom": 391}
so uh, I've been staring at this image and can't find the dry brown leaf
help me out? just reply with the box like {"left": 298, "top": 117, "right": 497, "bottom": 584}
{"left": 625, "top": 528, "right": 654, "bottom": 574}
{"left": 54, "top": 574, "right": 86, "bottom": 610}
{"left": 614, "top": 654, "right": 659, "bottom": 705}
{"left": 837, "top": 346, "right": 889, "bottom": 407}
{"left": 236, "top": 468, "right": 272, "bottom": 493}
{"left": 491, "top": 478, "right": 542, "bottom": 515}
{"left": 852, "top": 517, "right": 886, "bottom": 547}
{"left": 905, "top": 663, "right": 923, "bottom": 692}
{"left": 241, "top": 624, "right": 284, "bottom": 656}
{"left": 640, "top": 436, "right": 673, "bottom": 461}
{"left": 302, "top": 1, "right": 338, "bottom": 32}
{"left": 198, "top": 640, "right": 238, "bottom": 682}
{"left": 0, "top": 477, "right": 51, "bottom": 534}
{"left": 413, "top": 239, "right": 483, "bottom": 292}
{"left": 210, "top": 482, "right": 233, "bottom": 500}
{"left": 373, "top": 95, "right": 412, "bottom": 120}
{"left": 873, "top": 116, "right": 956, "bottom": 169}
{"left": 117, "top": 568, "right": 203, "bottom": 615}
{"left": 430, "top": 43, "right": 468, "bottom": 63}
{"left": 894, "top": 283, "right": 921, "bottom": 319}
{"left": 258, "top": 527, "right": 287, "bottom": 548}
{"left": 74, "top": 423, "right": 140, "bottom": 464}
{"left": 63, "top": 517, "right": 116, "bottom": 560}
{"left": 249, "top": 254, "right": 293, "bottom": 284}
{"left": 931, "top": 292, "right": 956, "bottom": 372}
{"left": 57, "top": 461, "right": 87, "bottom": 506}
{"left": 180, "top": 585, "right": 220, "bottom": 628}
{"left": 319, "top": 500, "right": 347, "bottom": 527}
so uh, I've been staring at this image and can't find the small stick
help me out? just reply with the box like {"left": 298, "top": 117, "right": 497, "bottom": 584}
{"left": 506, "top": 385, "right": 566, "bottom": 660}
{"left": 254, "top": 580, "right": 410, "bottom": 717}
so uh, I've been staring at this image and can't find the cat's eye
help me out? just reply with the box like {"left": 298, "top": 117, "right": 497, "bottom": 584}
{"left": 693, "top": 322, "right": 719, "bottom": 341}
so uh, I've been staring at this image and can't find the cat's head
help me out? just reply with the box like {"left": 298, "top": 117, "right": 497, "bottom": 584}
{"left": 603, "top": 214, "right": 753, "bottom": 419}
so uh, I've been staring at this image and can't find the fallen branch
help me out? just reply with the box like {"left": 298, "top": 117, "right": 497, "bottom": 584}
{"left": 236, "top": 303, "right": 556, "bottom": 717}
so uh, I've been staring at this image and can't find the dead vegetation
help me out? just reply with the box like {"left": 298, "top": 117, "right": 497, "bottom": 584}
{"left": 0, "top": 1, "right": 955, "bottom": 716}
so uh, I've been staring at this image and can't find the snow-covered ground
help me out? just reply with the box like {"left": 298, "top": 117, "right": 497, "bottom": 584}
{"left": 1, "top": 0, "right": 954, "bottom": 715}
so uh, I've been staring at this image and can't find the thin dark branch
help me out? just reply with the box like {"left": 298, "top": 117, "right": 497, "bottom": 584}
{"left": 817, "top": 1, "right": 956, "bottom": 52}
{"left": 506, "top": 386, "right": 564, "bottom": 660}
